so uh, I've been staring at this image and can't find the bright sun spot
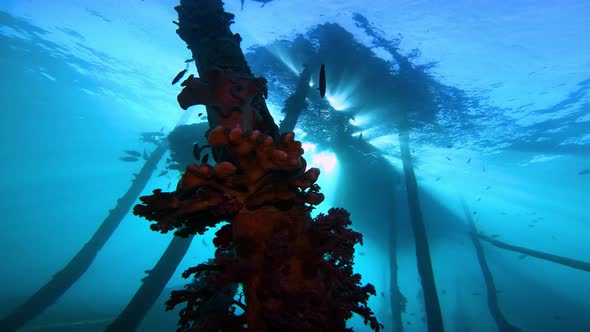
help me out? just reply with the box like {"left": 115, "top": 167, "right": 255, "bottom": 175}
{"left": 311, "top": 151, "right": 337, "bottom": 175}
{"left": 325, "top": 93, "right": 350, "bottom": 111}
{"left": 349, "top": 113, "right": 371, "bottom": 127}
{"left": 302, "top": 142, "right": 317, "bottom": 155}
{"left": 301, "top": 143, "right": 337, "bottom": 175}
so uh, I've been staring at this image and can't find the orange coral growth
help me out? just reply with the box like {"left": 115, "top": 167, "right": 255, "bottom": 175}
{"left": 134, "top": 69, "right": 381, "bottom": 331}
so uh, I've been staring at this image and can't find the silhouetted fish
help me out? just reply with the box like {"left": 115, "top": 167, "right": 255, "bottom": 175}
{"left": 518, "top": 254, "right": 527, "bottom": 260}
{"left": 466, "top": 158, "right": 471, "bottom": 164}
{"left": 86, "top": 8, "right": 112, "bottom": 23}
{"left": 446, "top": 156, "right": 451, "bottom": 161}
{"left": 318, "top": 64, "right": 326, "bottom": 98}
{"left": 240, "top": 0, "right": 244, "bottom": 10}
{"left": 171, "top": 69, "right": 187, "bottom": 85}
{"left": 141, "top": 131, "right": 164, "bottom": 137}
{"left": 124, "top": 150, "right": 141, "bottom": 157}
{"left": 253, "top": 0, "right": 273, "bottom": 7}
{"left": 435, "top": 176, "right": 441, "bottom": 181}
{"left": 158, "top": 170, "right": 168, "bottom": 177}
{"left": 198, "top": 113, "right": 203, "bottom": 117}
{"left": 485, "top": 185, "right": 491, "bottom": 190}
{"left": 120, "top": 156, "right": 139, "bottom": 162}
{"left": 140, "top": 269, "right": 152, "bottom": 282}
{"left": 143, "top": 149, "right": 148, "bottom": 161}
{"left": 192, "top": 143, "right": 200, "bottom": 160}
{"left": 142, "top": 136, "right": 158, "bottom": 145}
{"left": 578, "top": 168, "right": 590, "bottom": 175}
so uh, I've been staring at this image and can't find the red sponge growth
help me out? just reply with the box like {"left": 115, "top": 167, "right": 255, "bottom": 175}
{"left": 134, "top": 70, "right": 382, "bottom": 331}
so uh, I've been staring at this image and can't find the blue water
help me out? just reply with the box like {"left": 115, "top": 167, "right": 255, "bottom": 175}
{"left": 0, "top": 0, "right": 589, "bottom": 331}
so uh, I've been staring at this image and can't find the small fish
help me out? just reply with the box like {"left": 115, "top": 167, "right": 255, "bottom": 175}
{"left": 193, "top": 143, "right": 200, "bottom": 160}
{"left": 518, "top": 254, "right": 527, "bottom": 260}
{"left": 201, "top": 153, "right": 209, "bottom": 164}
{"left": 202, "top": 238, "right": 208, "bottom": 247}
{"left": 446, "top": 156, "right": 451, "bottom": 161}
{"left": 184, "top": 58, "right": 195, "bottom": 63}
{"left": 198, "top": 113, "right": 203, "bottom": 117}
{"left": 142, "top": 137, "right": 158, "bottom": 144}
{"left": 475, "top": 196, "right": 481, "bottom": 201}
{"left": 482, "top": 166, "right": 486, "bottom": 172}
{"left": 578, "top": 168, "right": 590, "bottom": 175}
{"left": 358, "top": 252, "right": 366, "bottom": 256}
{"left": 141, "top": 131, "right": 164, "bottom": 138}
{"left": 240, "top": 0, "right": 244, "bottom": 10}
{"left": 441, "top": 289, "right": 447, "bottom": 294}
{"left": 143, "top": 149, "right": 148, "bottom": 161}
{"left": 485, "top": 185, "right": 491, "bottom": 190}
{"left": 359, "top": 132, "right": 363, "bottom": 140}
{"left": 318, "top": 64, "right": 326, "bottom": 98}
{"left": 140, "top": 269, "right": 152, "bottom": 282}
{"left": 435, "top": 176, "right": 441, "bottom": 181}
{"left": 124, "top": 150, "right": 141, "bottom": 157}
{"left": 466, "top": 158, "right": 471, "bottom": 164}
{"left": 158, "top": 170, "right": 168, "bottom": 177}
{"left": 171, "top": 69, "right": 187, "bottom": 85}
{"left": 253, "top": 0, "right": 273, "bottom": 7}
{"left": 167, "top": 182, "right": 171, "bottom": 189}
{"left": 491, "top": 234, "right": 500, "bottom": 238}
{"left": 120, "top": 156, "right": 139, "bottom": 162}
{"left": 447, "top": 144, "right": 453, "bottom": 148}
{"left": 473, "top": 211, "right": 477, "bottom": 215}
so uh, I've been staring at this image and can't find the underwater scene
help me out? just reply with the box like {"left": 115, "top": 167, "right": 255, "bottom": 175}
{"left": 0, "top": 0, "right": 589, "bottom": 331}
